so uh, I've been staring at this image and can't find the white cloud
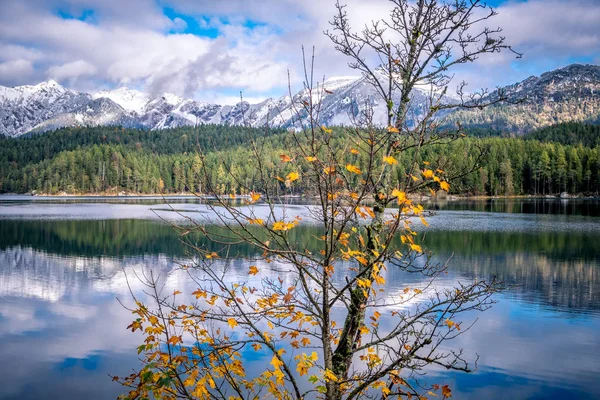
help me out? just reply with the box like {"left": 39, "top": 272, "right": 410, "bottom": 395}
{"left": 0, "top": 0, "right": 598, "bottom": 101}
{"left": 47, "top": 60, "right": 97, "bottom": 81}
{"left": 0, "top": 59, "right": 35, "bottom": 86}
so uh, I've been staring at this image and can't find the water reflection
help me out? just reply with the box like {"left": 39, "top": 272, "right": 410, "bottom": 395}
{"left": 0, "top": 205, "right": 599, "bottom": 399}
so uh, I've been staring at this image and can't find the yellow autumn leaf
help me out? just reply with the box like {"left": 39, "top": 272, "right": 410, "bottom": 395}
{"left": 422, "top": 169, "right": 435, "bottom": 179}
{"left": 345, "top": 164, "right": 362, "bottom": 174}
{"left": 227, "top": 318, "right": 238, "bottom": 329}
{"left": 391, "top": 189, "right": 406, "bottom": 202}
{"left": 440, "top": 181, "right": 450, "bottom": 191}
{"left": 383, "top": 156, "right": 398, "bottom": 165}
{"left": 322, "top": 125, "right": 333, "bottom": 134}
{"left": 324, "top": 369, "right": 339, "bottom": 382}
{"left": 305, "top": 156, "right": 317, "bottom": 162}
{"left": 279, "top": 154, "right": 292, "bottom": 163}
{"left": 249, "top": 191, "right": 261, "bottom": 202}
{"left": 410, "top": 243, "right": 423, "bottom": 253}
{"left": 350, "top": 148, "right": 360, "bottom": 155}
{"left": 271, "top": 355, "right": 283, "bottom": 370}
{"left": 387, "top": 126, "right": 400, "bottom": 133}
{"left": 287, "top": 171, "right": 300, "bottom": 182}
{"left": 323, "top": 166, "right": 336, "bottom": 175}
{"left": 249, "top": 266, "right": 259, "bottom": 275}
{"left": 247, "top": 218, "right": 264, "bottom": 225}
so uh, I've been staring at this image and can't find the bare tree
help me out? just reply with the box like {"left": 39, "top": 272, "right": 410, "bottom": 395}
{"left": 116, "top": 1, "right": 518, "bottom": 399}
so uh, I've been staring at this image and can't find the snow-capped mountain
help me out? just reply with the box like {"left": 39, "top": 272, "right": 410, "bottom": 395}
{"left": 0, "top": 75, "right": 448, "bottom": 137}
{"left": 0, "top": 80, "right": 91, "bottom": 137}
{"left": 3, "top": 64, "right": 600, "bottom": 137}
{"left": 92, "top": 87, "right": 149, "bottom": 114}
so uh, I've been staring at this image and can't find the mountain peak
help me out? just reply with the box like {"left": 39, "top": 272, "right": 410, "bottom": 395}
{"left": 40, "top": 79, "right": 61, "bottom": 87}
{"left": 93, "top": 86, "right": 150, "bottom": 114}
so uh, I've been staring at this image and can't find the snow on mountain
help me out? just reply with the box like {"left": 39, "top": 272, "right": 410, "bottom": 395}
{"left": 93, "top": 87, "right": 149, "bottom": 114}
{"left": 5, "top": 64, "right": 597, "bottom": 137}
{"left": 0, "top": 80, "right": 91, "bottom": 137}
{"left": 0, "top": 76, "right": 451, "bottom": 137}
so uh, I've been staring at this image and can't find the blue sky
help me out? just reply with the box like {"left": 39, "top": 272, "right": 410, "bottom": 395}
{"left": 0, "top": 0, "right": 599, "bottom": 104}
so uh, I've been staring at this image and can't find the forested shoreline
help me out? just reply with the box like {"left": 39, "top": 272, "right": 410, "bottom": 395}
{"left": 1, "top": 123, "right": 599, "bottom": 196}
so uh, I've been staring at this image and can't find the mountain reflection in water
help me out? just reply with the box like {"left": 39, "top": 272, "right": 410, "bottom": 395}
{"left": 0, "top": 200, "right": 599, "bottom": 399}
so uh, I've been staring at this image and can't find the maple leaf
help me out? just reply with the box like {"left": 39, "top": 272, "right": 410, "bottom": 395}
{"left": 167, "top": 335, "right": 182, "bottom": 345}
{"left": 279, "top": 154, "right": 292, "bottom": 163}
{"left": 345, "top": 164, "right": 362, "bottom": 174}
{"left": 323, "top": 166, "right": 336, "bottom": 175}
{"left": 383, "top": 156, "right": 398, "bottom": 165}
{"left": 249, "top": 191, "right": 261, "bottom": 202}
{"left": 227, "top": 318, "right": 238, "bottom": 329}
{"left": 249, "top": 266, "right": 259, "bottom": 275}
{"left": 392, "top": 189, "right": 406, "bottom": 202}
{"left": 423, "top": 169, "right": 435, "bottom": 179}
{"left": 442, "top": 385, "right": 452, "bottom": 398}
{"left": 286, "top": 171, "right": 300, "bottom": 183}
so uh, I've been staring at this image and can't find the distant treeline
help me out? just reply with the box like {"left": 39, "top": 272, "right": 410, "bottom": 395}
{"left": 0, "top": 123, "right": 599, "bottom": 196}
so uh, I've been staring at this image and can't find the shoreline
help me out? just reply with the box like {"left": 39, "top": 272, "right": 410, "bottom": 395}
{"left": 2, "top": 192, "right": 598, "bottom": 200}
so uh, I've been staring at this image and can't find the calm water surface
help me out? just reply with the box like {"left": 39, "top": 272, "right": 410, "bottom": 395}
{"left": 0, "top": 197, "right": 599, "bottom": 399}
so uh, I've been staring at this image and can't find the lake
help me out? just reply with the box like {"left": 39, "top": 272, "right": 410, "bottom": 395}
{"left": 0, "top": 196, "right": 599, "bottom": 399}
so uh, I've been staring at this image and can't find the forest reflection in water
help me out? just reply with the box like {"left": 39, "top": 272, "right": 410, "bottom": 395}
{"left": 0, "top": 201, "right": 599, "bottom": 399}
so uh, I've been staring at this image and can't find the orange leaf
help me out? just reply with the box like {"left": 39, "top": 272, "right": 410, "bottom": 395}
{"left": 279, "top": 154, "right": 292, "bottom": 163}
{"left": 442, "top": 385, "right": 452, "bottom": 398}
{"left": 323, "top": 166, "right": 336, "bottom": 175}
{"left": 249, "top": 191, "right": 261, "bottom": 202}
{"left": 167, "top": 335, "right": 182, "bottom": 346}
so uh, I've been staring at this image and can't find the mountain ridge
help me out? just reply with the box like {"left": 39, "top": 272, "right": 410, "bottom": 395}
{"left": 2, "top": 63, "right": 600, "bottom": 137}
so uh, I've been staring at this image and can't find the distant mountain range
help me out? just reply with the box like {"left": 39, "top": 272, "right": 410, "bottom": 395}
{"left": 2, "top": 63, "right": 600, "bottom": 138}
